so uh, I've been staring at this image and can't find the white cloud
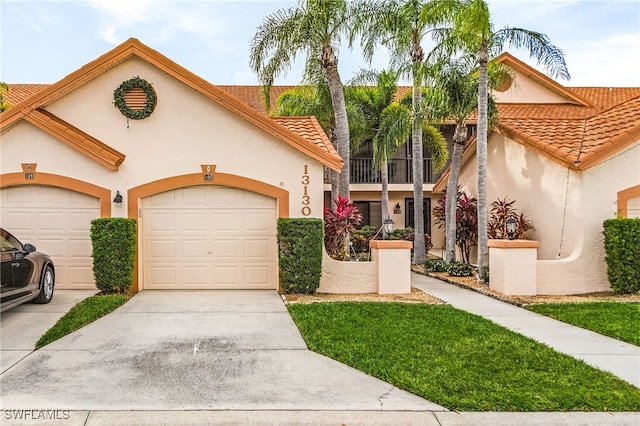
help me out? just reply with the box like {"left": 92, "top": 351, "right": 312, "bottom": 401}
{"left": 85, "top": 0, "right": 227, "bottom": 45}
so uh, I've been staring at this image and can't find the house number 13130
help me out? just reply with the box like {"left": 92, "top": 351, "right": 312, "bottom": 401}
{"left": 301, "top": 165, "right": 311, "bottom": 216}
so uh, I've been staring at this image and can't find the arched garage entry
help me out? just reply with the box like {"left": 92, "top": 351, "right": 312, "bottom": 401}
{"left": 129, "top": 172, "right": 289, "bottom": 292}
{"left": 0, "top": 172, "right": 110, "bottom": 289}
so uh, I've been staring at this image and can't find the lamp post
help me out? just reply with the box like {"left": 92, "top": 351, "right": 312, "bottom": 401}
{"left": 505, "top": 216, "right": 518, "bottom": 240}
{"left": 383, "top": 218, "right": 395, "bottom": 239}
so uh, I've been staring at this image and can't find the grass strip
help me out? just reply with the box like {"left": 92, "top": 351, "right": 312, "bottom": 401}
{"left": 526, "top": 302, "right": 640, "bottom": 346}
{"left": 35, "top": 294, "right": 128, "bottom": 349}
{"left": 288, "top": 302, "right": 640, "bottom": 412}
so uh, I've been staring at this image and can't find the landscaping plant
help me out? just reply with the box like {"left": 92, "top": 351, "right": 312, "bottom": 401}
{"left": 487, "top": 196, "right": 535, "bottom": 239}
{"left": 90, "top": 218, "right": 136, "bottom": 293}
{"left": 433, "top": 189, "right": 477, "bottom": 263}
{"left": 603, "top": 218, "right": 640, "bottom": 293}
{"left": 277, "top": 218, "right": 323, "bottom": 294}
{"left": 324, "top": 195, "right": 362, "bottom": 260}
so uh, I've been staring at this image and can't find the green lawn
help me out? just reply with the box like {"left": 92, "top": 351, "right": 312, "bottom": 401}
{"left": 36, "top": 294, "right": 128, "bottom": 349}
{"left": 526, "top": 302, "right": 640, "bottom": 346}
{"left": 288, "top": 302, "right": 640, "bottom": 412}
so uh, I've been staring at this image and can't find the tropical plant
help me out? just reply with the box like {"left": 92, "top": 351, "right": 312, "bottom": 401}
{"left": 425, "top": 258, "right": 449, "bottom": 272}
{"left": 435, "top": 0, "right": 569, "bottom": 271}
{"left": 0, "top": 81, "right": 10, "bottom": 112}
{"left": 324, "top": 195, "right": 363, "bottom": 260}
{"left": 250, "top": 0, "right": 358, "bottom": 199}
{"left": 447, "top": 261, "right": 475, "bottom": 277}
{"left": 275, "top": 82, "right": 369, "bottom": 203}
{"left": 357, "top": 0, "right": 456, "bottom": 265}
{"left": 487, "top": 197, "right": 535, "bottom": 240}
{"left": 430, "top": 57, "right": 504, "bottom": 263}
{"left": 433, "top": 189, "right": 478, "bottom": 264}
{"left": 389, "top": 227, "right": 433, "bottom": 251}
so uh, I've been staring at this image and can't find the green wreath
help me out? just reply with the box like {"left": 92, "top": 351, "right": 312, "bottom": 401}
{"left": 113, "top": 76, "right": 157, "bottom": 120}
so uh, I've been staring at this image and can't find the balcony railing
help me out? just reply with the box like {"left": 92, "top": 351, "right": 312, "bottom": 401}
{"left": 324, "top": 158, "right": 448, "bottom": 185}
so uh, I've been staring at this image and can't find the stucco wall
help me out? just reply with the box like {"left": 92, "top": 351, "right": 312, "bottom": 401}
{"left": 493, "top": 68, "right": 569, "bottom": 104}
{"left": 458, "top": 132, "right": 640, "bottom": 295}
{"left": 318, "top": 249, "right": 377, "bottom": 293}
{"left": 1, "top": 56, "right": 326, "bottom": 219}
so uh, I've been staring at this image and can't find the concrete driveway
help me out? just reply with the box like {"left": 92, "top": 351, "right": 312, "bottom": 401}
{"left": 0, "top": 290, "right": 444, "bottom": 412}
{"left": 1, "top": 290, "right": 96, "bottom": 373}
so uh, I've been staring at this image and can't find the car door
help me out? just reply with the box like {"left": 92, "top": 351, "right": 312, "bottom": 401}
{"left": 0, "top": 230, "right": 35, "bottom": 295}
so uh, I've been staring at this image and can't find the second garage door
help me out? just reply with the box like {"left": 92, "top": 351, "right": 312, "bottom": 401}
{"left": 141, "top": 186, "right": 277, "bottom": 290}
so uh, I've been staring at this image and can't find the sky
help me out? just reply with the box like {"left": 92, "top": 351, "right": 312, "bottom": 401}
{"left": 1, "top": 0, "right": 639, "bottom": 87}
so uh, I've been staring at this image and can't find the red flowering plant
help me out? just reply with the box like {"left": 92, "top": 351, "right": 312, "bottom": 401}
{"left": 324, "top": 196, "right": 363, "bottom": 260}
{"left": 433, "top": 189, "right": 478, "bottom": 264}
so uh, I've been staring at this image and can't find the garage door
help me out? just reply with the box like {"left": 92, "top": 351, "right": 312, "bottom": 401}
{"left": 141, "top": 186, "right": 277, "bottom": 290}
{"left": 0, "top": 185, "right": 100, "bottom": 289}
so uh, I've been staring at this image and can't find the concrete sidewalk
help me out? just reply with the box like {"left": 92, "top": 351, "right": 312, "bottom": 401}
{"left": 412, "top": 273, "right": 640, "bottom": 388}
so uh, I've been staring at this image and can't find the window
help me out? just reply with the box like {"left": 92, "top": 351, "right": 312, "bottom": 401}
{"left": 353, "top": 201, "right": 382, "bottom": 229}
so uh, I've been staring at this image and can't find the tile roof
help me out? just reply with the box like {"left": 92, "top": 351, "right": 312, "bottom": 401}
{"left": 3, "top": 84, "right": 50, "bottom": 106}
{"left": 4, "top": 51, "right": 639, "bottom": 174}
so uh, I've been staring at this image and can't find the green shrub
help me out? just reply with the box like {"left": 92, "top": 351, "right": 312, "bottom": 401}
{"left": 481, "top": 266, "right": 490, "bottom": 283}
{"left": 90, "top": 218, "right": 136, "bottom": 293}
{"left": 603, "top": 218, "right": 640, "bottom": 294}
{"left": 278, "top": 218, "right": 323, "bottom": 294}
{"left": 389, "top": 227, "right": 433, "bottom": 251}
{"left": 425, "top": 259, "right": 449, "bottom": 272}
{"left": 448, "top": 262, "right": 475, "bottom": 277}
{"left": 351, "top": 225, "right": 377, "bottom": 254}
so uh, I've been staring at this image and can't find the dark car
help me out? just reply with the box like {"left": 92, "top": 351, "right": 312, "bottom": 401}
{"left": 1, "top": 228, "right": 55, "bottom": 312}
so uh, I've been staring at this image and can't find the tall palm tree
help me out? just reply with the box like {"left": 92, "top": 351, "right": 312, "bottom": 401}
{"left": 275, "top": 82, "right": 368, "bottom": 204}
{"left": 440, "top": 0, "right": 569, "bottom": 271}
{"left": 357, "top": 0, "right": 457, "bottom": 263}
{"left": 250, "top": 0, "right": 355, "bottom": 199}
{"left": 431, "top": 58, "right": 504, "bottom": 262}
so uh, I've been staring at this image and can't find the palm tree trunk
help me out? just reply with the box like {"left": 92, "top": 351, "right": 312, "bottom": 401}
{"left": 444, "top": 121, "right": 467, "bottom": 263}
{"left": 412, "top": 83, "right": 425, "bottom": 264}
{"left": 381, "top": 160, "right": 390, "bottom": 226}
{"left": 323, "top": 46, "right": 350, "bottom": 200}
{"left": 476, "top": 43, "right": 489, "bottom": 273}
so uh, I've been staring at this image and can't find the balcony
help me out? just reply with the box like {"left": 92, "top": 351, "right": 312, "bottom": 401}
{"left": 324, "top": 158, "right": 448, "bottom": 185}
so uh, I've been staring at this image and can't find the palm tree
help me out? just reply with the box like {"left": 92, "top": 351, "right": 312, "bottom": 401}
{"left": 357, "top": 0, "right": 457, "bottom": 263}
{"left": 440, "top": 0, "right": 569, "bottom": 271}
{"left": 430, "top": 58, "right": 505, "bottom": 262}
{"left": 250, "top": 0, "right": 356, "bottom": 199}
{"left": 275, "top": 82, "right": 368, "bottom": 204}
{"left": 0, "top": 82, "right": 10, "bottom": 112}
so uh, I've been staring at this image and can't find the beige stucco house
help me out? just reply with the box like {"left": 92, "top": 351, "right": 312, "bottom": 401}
{"left": 433, "top": 54, "right": 640, "bottom": 295}
{"left": 4, "top": 41, "right": 639, "bottom": 296}
{"left": 0, "top": 38, "right": 342, "bottom": 293}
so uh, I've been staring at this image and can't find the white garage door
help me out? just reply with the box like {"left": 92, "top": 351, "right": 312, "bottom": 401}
{"left": 141, "top": 186, "right": 277, "bottom": 290}
{"left": 0, "top": 185, "right": 100, "bottom": 289}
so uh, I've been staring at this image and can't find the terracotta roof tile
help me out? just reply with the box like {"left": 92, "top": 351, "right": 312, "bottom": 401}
{"left": 3, "top": 84, "right": 50, "bottom": 106}
{"left": 272, "top": 116, "right": 337, "bottom": 157}
{"left": 5, "top": 56, "right": 639, "bottom": 172}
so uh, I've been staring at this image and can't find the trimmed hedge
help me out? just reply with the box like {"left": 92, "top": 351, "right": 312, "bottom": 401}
{"left": 277, "top": 218, "right": 323, "bottom": 294}
{"left": 90, "top": 218, "right": 137, "bottom": 293}
{"left": 603, "top": 218, "right": 640, "bottom": 294}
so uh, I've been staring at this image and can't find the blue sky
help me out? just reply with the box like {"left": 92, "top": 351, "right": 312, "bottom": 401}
{"left": 1, "top": 0, "right": 638, "bottom": 87}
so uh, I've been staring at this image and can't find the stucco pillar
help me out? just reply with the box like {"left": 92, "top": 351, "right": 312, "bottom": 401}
{"left": 370, "top": 240, "right": 413, "bottom": 294}
{"left": 488, "top": 240, "right": 540, "bottom": 295}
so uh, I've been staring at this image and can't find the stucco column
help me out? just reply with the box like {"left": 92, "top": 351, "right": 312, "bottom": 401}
{"left": 488, "top": 240, "right": 539, "bottom": 295}
{"left": 370, "top": 240, "right": 413, "bottom": 294}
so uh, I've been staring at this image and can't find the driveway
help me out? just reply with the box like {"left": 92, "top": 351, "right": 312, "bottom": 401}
{"left": 0, "top": 290, "right": 444, "bottom": 412}
{"left": 0, "top": 290, "right": 96, "bottom": 373}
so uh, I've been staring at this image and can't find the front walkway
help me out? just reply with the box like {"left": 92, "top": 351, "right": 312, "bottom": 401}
{"left": 412, "top": 273, "right": 640, "bottom": 388}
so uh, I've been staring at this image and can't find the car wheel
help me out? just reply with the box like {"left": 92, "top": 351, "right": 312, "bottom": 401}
{"left": 33, "top": 265, "right": 55, "bottom": 304}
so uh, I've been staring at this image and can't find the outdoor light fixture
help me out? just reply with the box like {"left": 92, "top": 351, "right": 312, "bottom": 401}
{"left": 383, "top": 218, "right": 395, "bottom": 238}
{"left": 113, "top": 191, "right": 123, "bottom": 206}
{"left": 394, "top": 203, "right": 402, "bottom": 214}
{"left": 505, "top": 216, "right": 518, "bottom": 240}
